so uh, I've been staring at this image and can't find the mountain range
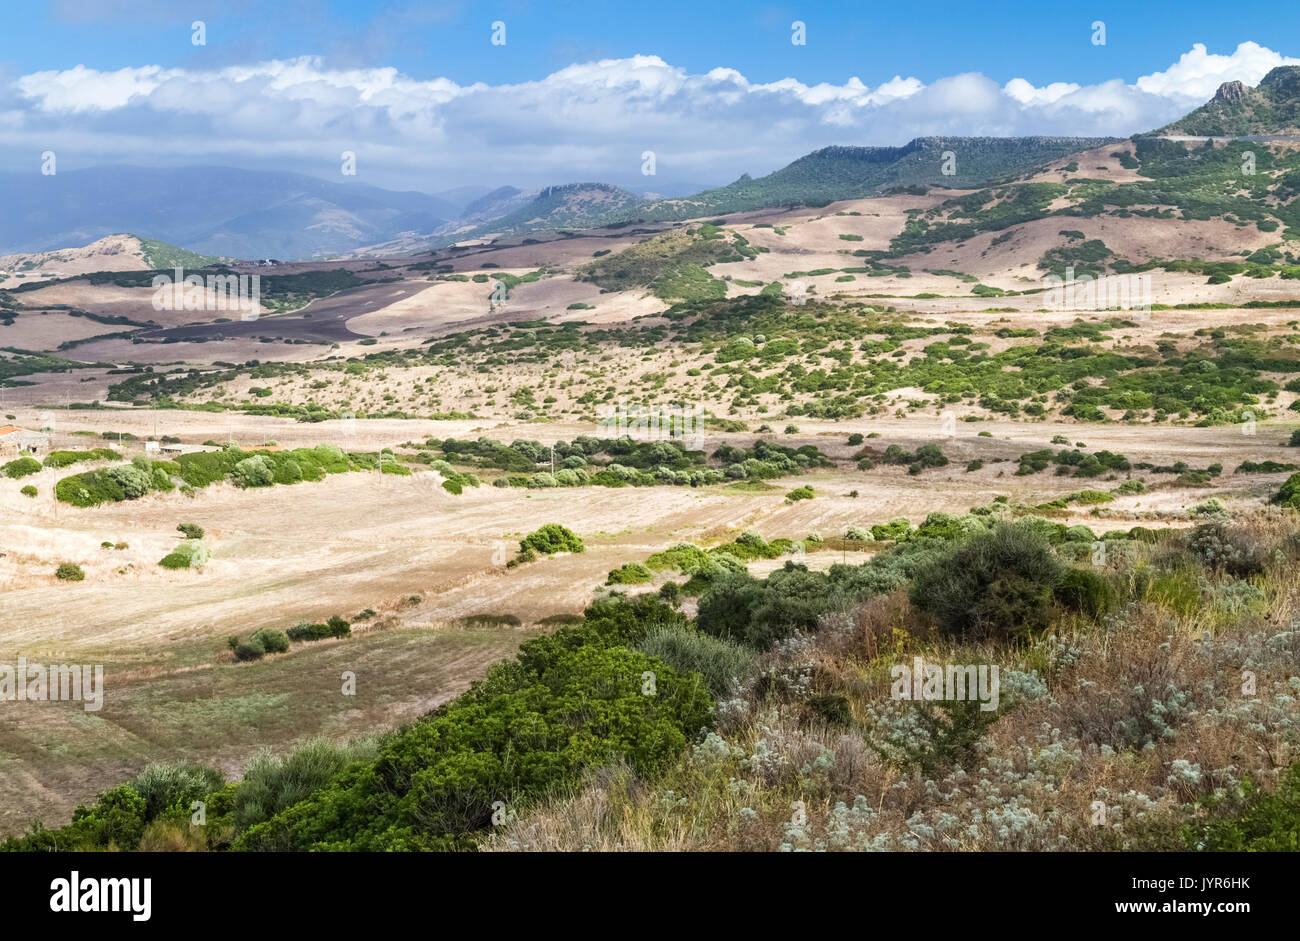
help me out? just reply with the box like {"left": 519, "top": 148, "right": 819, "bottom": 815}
{"left": 0, "top": 166, "right": 462, "bottom": 261}
{"left": 10, "top": 68, "right": 1300, "bottom": 262}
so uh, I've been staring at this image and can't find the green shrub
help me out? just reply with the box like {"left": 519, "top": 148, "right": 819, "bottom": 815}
{"left": 1128, "top": 526, "right": 1163, "bottom": 543}
{"left": 1189, "top": 497, "right": 1225, "bottom": 517}
{"left": 879, "top": 443, "right": 948, "bottom": 473}
{"left": 697, "top": 564, "right": 845, "bottom": 649}
{"left": 0, "top": 787, "right": 146, "bottom": 851}
{"left": 42, "top": 448, "right": 120, "bottom": 468}
{"left": 286, "top": 616, "right": 351, "bottom": 642}
{"left": 1064, "top": 524, "right": 1097, "bottom": 543}
{"left": 132, "top": 762, "right": 224, "bottom": 822}
{"left": 808, "top": 694, "right": 854, "bottom": 728}
{"left": 55, "top": 563, "right": 84, "bottom": 581}
{"left": 3, "top": 457, "right": 41, "bottom": 478}
{"left": 50, "top": 472, "right": 115, "bottom": 507}
{"left": 909, "top": 522, "right": 1065, "bottom": 641}
{"left": 606, "top": 562, "right": 654, "bottom": 585}
{"left": 234, "top": 639, "right": 266, "bottom": 662}
{"left": 233, "top": 455, "right": 275, "bottom": 487}
{"left": 1069, "top": 489, "right": 1113, "bottom": 505}
{"left": 177, "top": 522, "right": 205, "bottom": 539}
{"left": 250, "top": 629, "right": 290, "bottom": 654}
{"left": 63, "top": 785, "right": 148, "bottom": 851}
{"left": 234, "top": 739, "right": 379, "bottom": 834}
{"left": 1054, "top": 567, "right": 1116, "bottom": 618}
{"left": 636, "top": 625, "right": 759, "bottom": 696}
{"left": 1236, "top": 461, "right": 1298, "bottom": 474}
{"left": 520, "top": 523, "right": 584, "bottom": 556}
{"left": 20, "top": 485, "right": 36, "bottom": 498}
{"left": 106, "top": 463, "right": 152, "bottom": 499}
{"left": 785, "top": 485, "right": 815, "bottom": 502}
{"left": 659, "top": 581, "right": 683, "bottom": 604}
{"left": 236, "top": 598, "right": 711, "bottom": 851}
{"left": 1274, "top": 472, "right": 1300, "bottom": 509}
{"left": 871, "top": 518, "right": 913, "bottom": 541}
{"left": 159, "top": 541, "right": 205, "bottom": 570}
{"left": 1189, "top": 762, "right": 1300, "bottom": 851}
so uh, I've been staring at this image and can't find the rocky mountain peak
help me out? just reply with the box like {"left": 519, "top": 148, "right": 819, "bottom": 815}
{"left": 1214, "top": 80, "right": 1247, "bottom": 103}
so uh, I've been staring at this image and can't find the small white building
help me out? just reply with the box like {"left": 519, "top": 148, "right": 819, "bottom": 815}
{"left": 0, "top": 426, "right": 48, "bottom": 457}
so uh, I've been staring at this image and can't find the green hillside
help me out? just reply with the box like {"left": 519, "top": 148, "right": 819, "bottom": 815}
{"left": 640, "top": 136, "right": 1118, "bottom": 219}
{"left": 451, "top": 137, "right": 1116, "bottom": 244}
{"left": 580, "top": 223, "right": 761, "bottom": 301}
{"left": 134, "top": 235, "right": 224, "bottom": 270}
{"left": 888, "top": 135, "right": 1300, "bottom": 261}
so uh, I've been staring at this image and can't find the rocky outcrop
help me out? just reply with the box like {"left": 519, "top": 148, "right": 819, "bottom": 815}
{"left": 1214, "top": 80, "right": 1247, "bottom": 103}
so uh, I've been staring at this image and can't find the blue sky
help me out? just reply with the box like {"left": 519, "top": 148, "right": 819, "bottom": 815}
{"left": 3, "top": 1, "right": 1299, "bottom": 191}
{"left": 12, "top": 0, "right": 1298, "bottom": 87}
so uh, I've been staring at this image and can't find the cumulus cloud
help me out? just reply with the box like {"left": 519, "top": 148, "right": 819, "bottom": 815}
{"left": 1135, "top": 41, "right": 1300, "bottom": 101}
{"left": 2, "top": 41, "right": 1295, "bottom": 190}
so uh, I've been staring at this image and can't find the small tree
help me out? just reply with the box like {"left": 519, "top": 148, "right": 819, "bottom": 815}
{"left": 250, "top": 629, "right": 290, "bottom": 654}
{"left": 234, "top": 639, "right": 266, "bottom": 662}
{"left": 519, "top": 523, "right": 584, "bottom": 556}
{"left": 909, "top": 522, "right": 1064, "bottom": 642}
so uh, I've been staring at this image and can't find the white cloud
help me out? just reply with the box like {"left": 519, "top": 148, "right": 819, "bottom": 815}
{"left": 1003, "top": 78, "right": 1081, "bottom": 106}
{"left": 1135, "top": 41, "right": 1300, "bottom": 101}
{"left": 15, "top": 64, "right": 181, "bottom": 112}
{"left": 3, "top": 42, "right": 1295, "bottom": 190}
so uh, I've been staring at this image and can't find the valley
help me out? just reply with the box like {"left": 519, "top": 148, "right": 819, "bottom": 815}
{"left": 4, "top": 65, "right": 1300, "bottom": 856}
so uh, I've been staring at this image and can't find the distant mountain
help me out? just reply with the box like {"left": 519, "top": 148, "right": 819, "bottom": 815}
{"left": 0, "top": 166, "right": 460, "bottom": 261}
{"left": 1156, "top": 66, "right": 1300, "bottom": 136}
{"left": 636, "top": 137, "right": 1119, "bottom": 220}
{"left": 2, "top": 137, "right": 1120, "bottom": 260}
{"left": 458, "top": 186, "right": 531, "bottom": 224}
{"left": 438, "top": 138, "right": 1114, "bottom": 246}
{"left": 470, "top": 182, "right": 646, "bottom": 235}
{"left": 430, "top": 185, "right": 494, "bottom": 215}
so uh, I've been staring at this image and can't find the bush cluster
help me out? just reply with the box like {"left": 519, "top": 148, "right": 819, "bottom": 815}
{"left": 286, "top": 616, "right": 352, "bottom": 642}
{"left": 235, "top": 596, "right": 711, "bottom": 850}
{"left": 56, "top": 444, "right": 370, "bottom": 507}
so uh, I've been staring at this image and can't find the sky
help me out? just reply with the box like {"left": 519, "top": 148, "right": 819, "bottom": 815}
{"left": 4, "top": 0, "right": 1300, "bottom": 193}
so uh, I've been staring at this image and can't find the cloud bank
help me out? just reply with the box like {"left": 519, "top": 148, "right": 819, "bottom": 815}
{"left": 3, "top": 41, "right": 1297, "bottom": 191}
